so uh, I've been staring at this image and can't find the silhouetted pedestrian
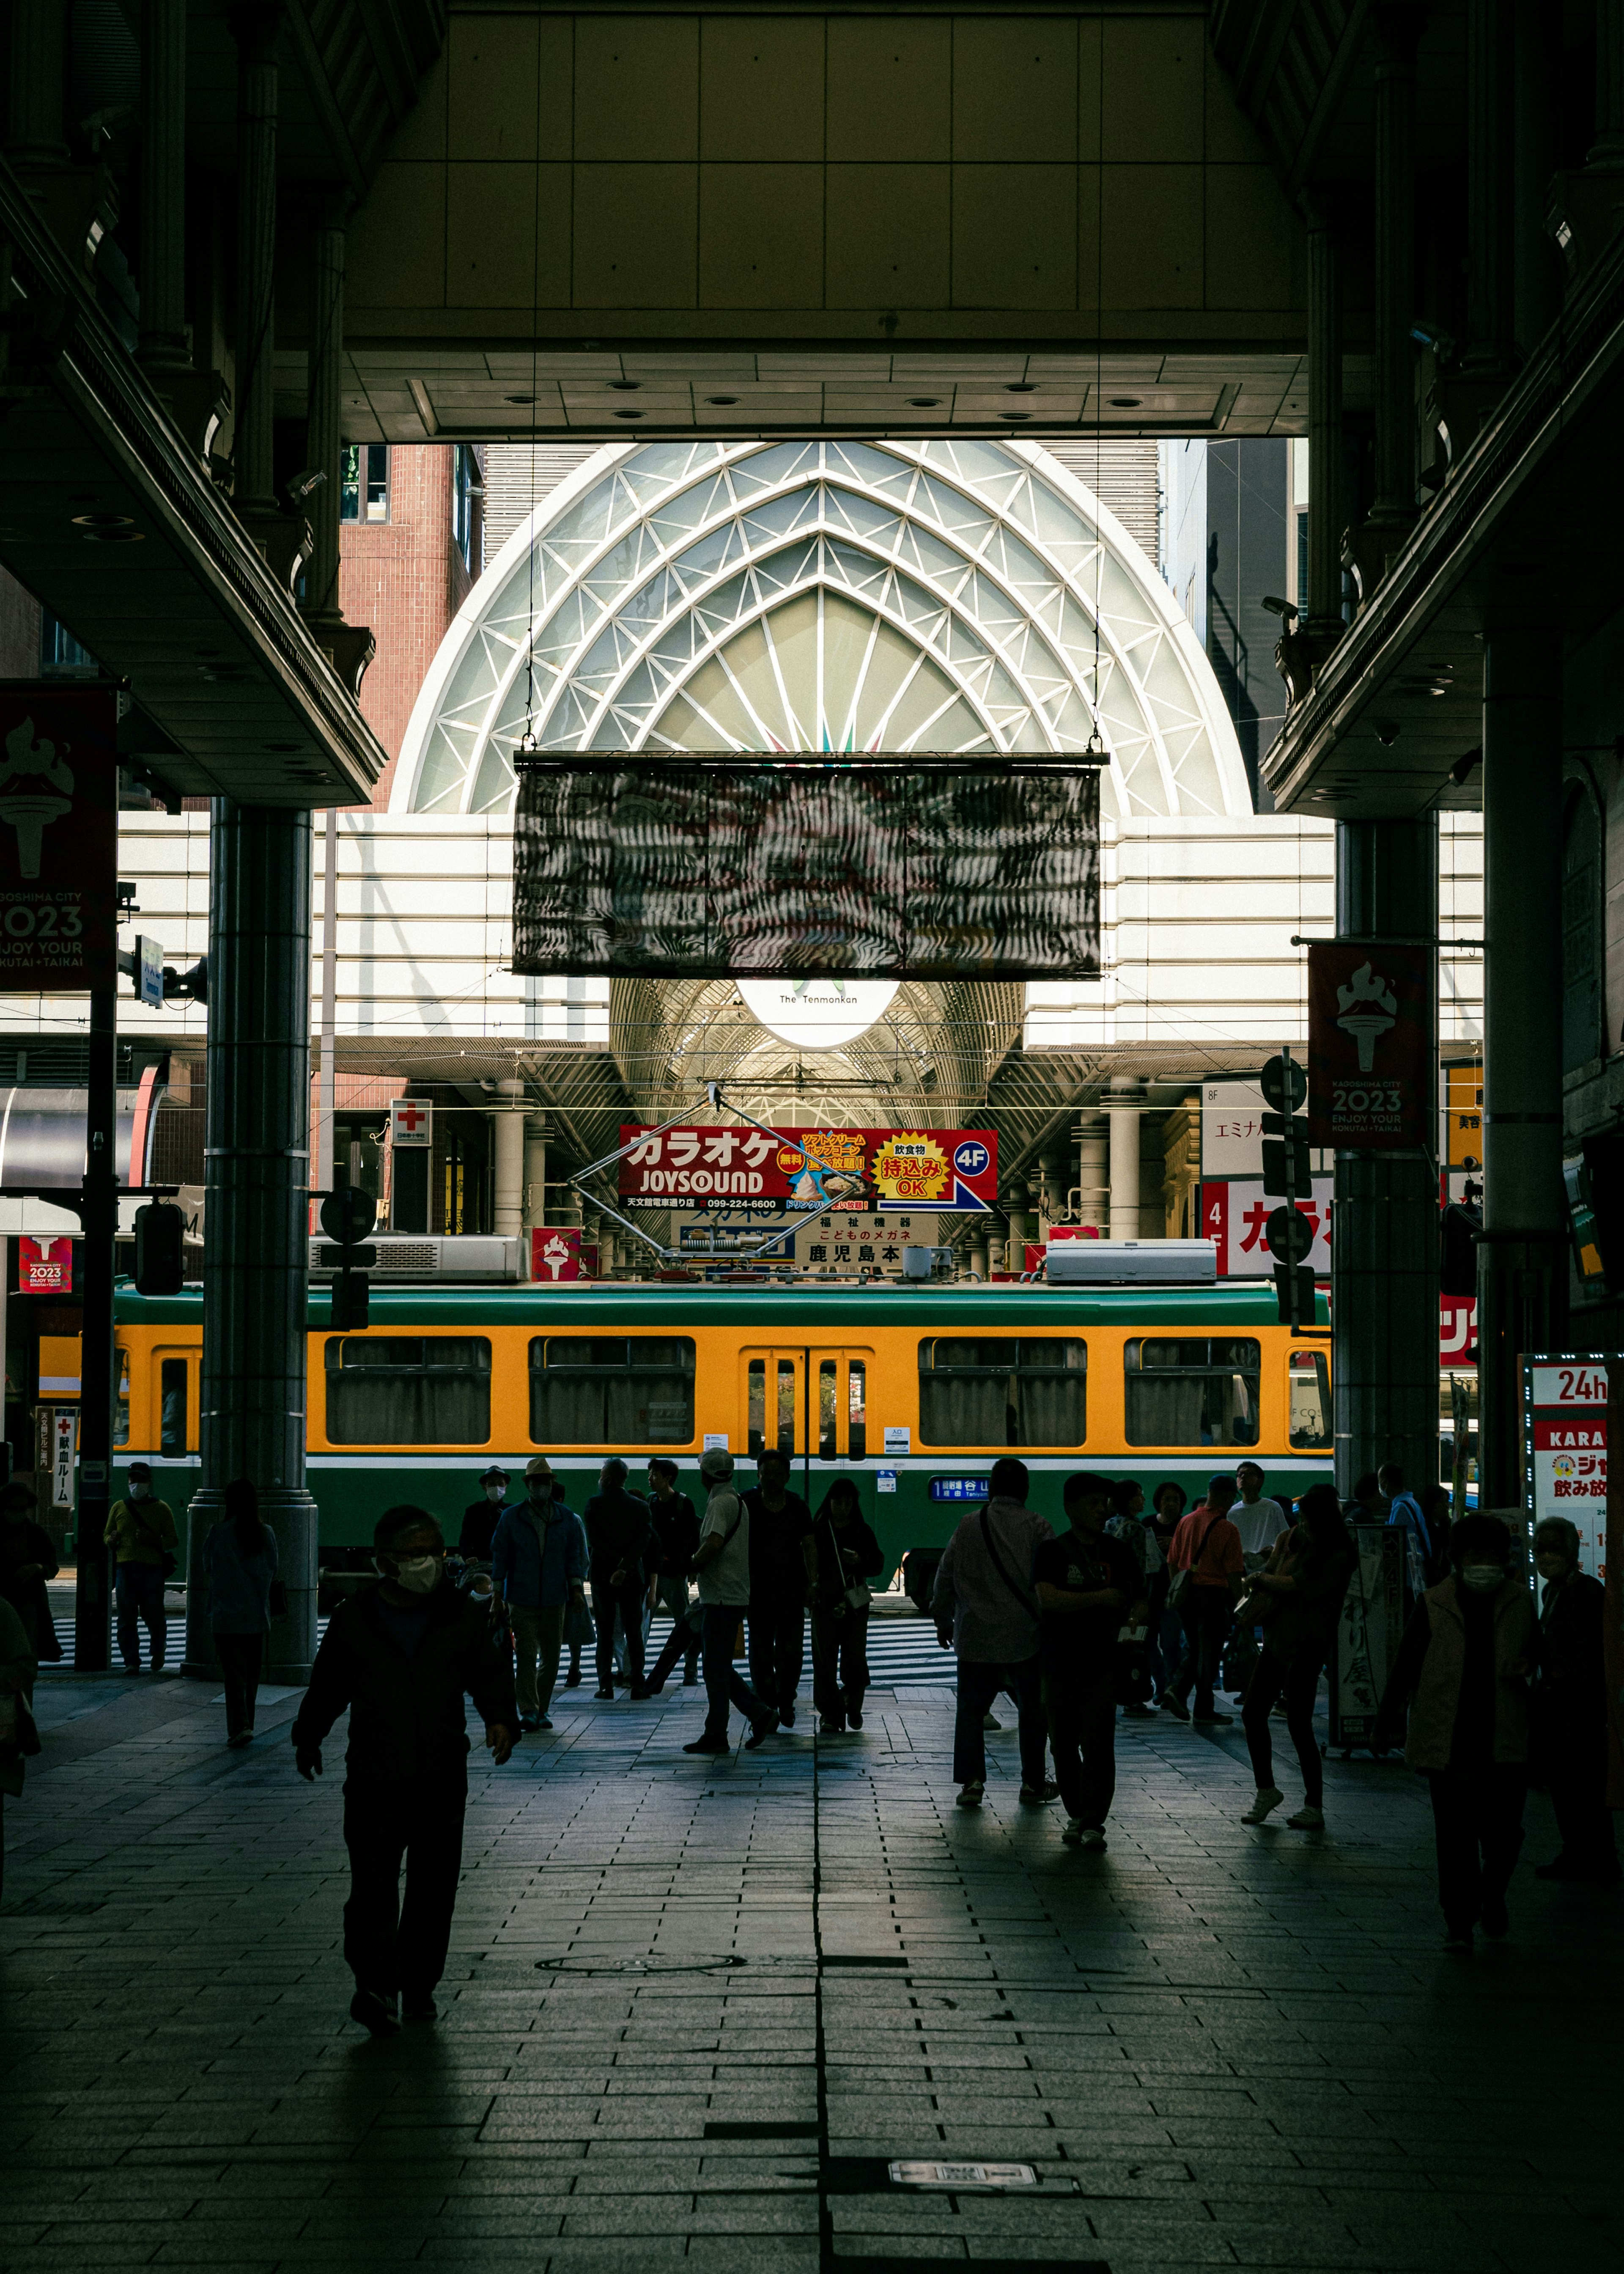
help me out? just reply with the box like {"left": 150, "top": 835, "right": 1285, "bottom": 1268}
{"left": 0, "top": 1591, "right": 38, "bottom": 1903}
{"left": 203, "top": 1478, "right": 279, "bottom": 1748}
{"left": 634, "top": 1458, "right": 701, "bottom": 1692}
{"left": 582, "top": 1458, "right": 652, "bottom": 1699}
{"left": 932, "top": 1455, "right": 1056, "bottom": 1809}
{"left": 1374, "top": 1512, "right": 1534, "bottom": 1954}
{"left": 106, "top": 1462, "right": 178, "bottom": 1673}
{"left": 1162, "top": 1475, "right": 1244, "bottom": 1725}
{"left": 1034, "top": 1473, "right": 1148, "bottom": 1848}
{"left": 1239, "top": 1482, "right": 1355, "bottom": 1830}
{"left": 291, "top": 1505, "right": 516, "bottom": 2034}
{"left": 683, "top": 1449, "right": 776, "bottom": 1755}
{"left": 1531, "top": 1517, "right": 1619, "bottom": 1887}
{"left": 745, "top": 1448, "right": 816, "bottom": 1725}
{"left": 0, "top": 1480, "right": 59, "bottom": 1662}
{"left": 491, "top": 1457, "right": 587, "bottom": 1731}
{"left": 809, "top": 1478, "right": 883, "bottom": 1733}
{"left": 1146, "top": 1481, "right": 1187, "bottom": 1697}
{"left": 458, "top": 1464, "right": 512, "bottom": 1561}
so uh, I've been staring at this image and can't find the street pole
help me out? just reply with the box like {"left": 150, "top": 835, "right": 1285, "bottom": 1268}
{"left": 74, "top": 983, "right": 118, "bottom": 1670}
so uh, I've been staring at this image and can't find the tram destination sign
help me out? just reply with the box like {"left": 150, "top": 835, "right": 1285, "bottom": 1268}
{"left": 1306, "top": 941, "right": 1432, "bottom": 1149}
{"left": 619, "top": 1125, "right": 998, "bottom": 1213}
{"left": 0, "top": 685, "right": 117, "bottom": 991}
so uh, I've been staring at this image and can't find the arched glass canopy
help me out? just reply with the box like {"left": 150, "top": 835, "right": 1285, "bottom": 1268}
{"left": 395, "top": 439, "right": 1251, "bottom": 822}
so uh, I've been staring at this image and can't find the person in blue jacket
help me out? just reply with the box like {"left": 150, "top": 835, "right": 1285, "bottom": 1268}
{"left": 491, "top": 1456, "right": 588, "bottom": 1731}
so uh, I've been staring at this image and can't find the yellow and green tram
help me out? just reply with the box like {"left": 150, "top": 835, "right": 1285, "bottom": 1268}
{"left": 112, "top": 1279, "right": 1333, "bottom": 1578}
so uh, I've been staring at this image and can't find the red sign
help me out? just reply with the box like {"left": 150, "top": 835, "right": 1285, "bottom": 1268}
{"left": 617, "top": 1126, "right": 997, "bottom": 1212}
{"left": 1306, "top": 941, "right": 1433, "bottom": 1148}
{"left": 390, "top": 1098, "right": 431, "bottom": 1146}
{"left": 532, "top": 1228, "right": 582, "bottom": 1281}
{"left": 0, "top": 687, "right": 118, "bottom": 991}
{"left": 1201, "top": 1178, "right": 1332, "bottom": 1277}
{"left": 1440, "top": 1296, "right": 1476, "bottom": 1365}
{"left": 19, "top": 1234, "right": 73, "bottom": 1292}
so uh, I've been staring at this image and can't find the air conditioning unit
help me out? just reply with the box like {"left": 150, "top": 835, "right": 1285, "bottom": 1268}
{"left": 309, "top": 1235, "right": 522, "bottom": 1283}
{"left": 1045, "top": 1239, "right": 1217, "bottom": 1286}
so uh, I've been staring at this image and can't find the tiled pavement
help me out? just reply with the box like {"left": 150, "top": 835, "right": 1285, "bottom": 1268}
{"left": 2, "top": 1667, "right": 1621, "bottom": 2274}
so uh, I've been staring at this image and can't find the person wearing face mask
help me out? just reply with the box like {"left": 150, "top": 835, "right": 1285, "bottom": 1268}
{"left": 290, "top": 1505, "right": 517, "bottom": 2035}
{"left": 458, "top": 1466, "right": 512, "bottom": 1563}
{"left": 490, "top": 1457, "right": 588, "bottom": 1731}
{"left": 1530, "top": 1517, "right": 1619, "bottom": 1887}
{"left": 105, "top": 1462, "right": 179, "bottom": 1674}
{"left": 1373, "top": 1513, "right": 1536, "bottom": 1953}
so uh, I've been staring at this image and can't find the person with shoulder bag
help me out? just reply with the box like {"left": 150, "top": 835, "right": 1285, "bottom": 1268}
{"left": 930, "top": 1456, "right": 1057, "bottom": 1809}
{"left": 1034, "top": 1473, "right": 1149, "bottom": 1850}
{"left": 1161, "top": 1475, "right": 1245, "bottom": 1725}
{"left": 0, "top": 1589, "right": 41, "bottom": 1903}
{"left": 106, "top": 1462, "right": 180, "bottom": 1674}
{"left": 809, "top": 1479, "right": 884, "bottom": 1734}
{"left": 203, "top": 1478, "right": 282, "bottom": 1748}
{"left": 1238, "top": 1483, "right": 1356, "bottom": 1829}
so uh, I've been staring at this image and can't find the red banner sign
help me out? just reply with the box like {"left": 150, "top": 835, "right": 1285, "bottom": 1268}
{"left": 1306, "top": 941, "right": 1432, "bottom": 1148}
{"left": 532, "top": 1228, "right": 583, "bottom": 1281}
{"left": 19, "top": 1234, "right": 73, "bottom": 1292}
{"left": 617, "top": 1126, "right": 997, "bottom": 1213}
{"left": 0, "top": 687, "right": 118, "bottom": 991}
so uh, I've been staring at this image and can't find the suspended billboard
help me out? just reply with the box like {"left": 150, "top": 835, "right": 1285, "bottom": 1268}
{"left": 1306, "top": 942, "right": 1433, "bottom": 1148}
{"left": 618, "top": 1125, "right": 998, "bottom": 1213}
{"left": 0, "top": 685, "right": 118, "bottom": 991}
{"left": 511, "top": 754, "right": 1100, "bottom": 980}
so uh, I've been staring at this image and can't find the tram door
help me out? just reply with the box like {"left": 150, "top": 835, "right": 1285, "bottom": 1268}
{"left": 152, "top": 1346, "right": 199, "bottom": 1457}
{"left": 740, "top": 1347, "right": 872, "bottom": 1465}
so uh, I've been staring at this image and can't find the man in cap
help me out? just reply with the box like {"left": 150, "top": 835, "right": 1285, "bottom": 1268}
{"left": 491, "top": 1458, "right": 588, "bottom": 1731}
{"left": 459, "top": 1465, "right": 512, "bottom": 1563}
{"left": 685, "top": 1447, "right": 777, "bottom": 1755}
{"left": 106, "top": 1461, "right": 179, "bottom": 1674}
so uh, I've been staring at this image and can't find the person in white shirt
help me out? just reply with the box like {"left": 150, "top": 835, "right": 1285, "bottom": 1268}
{"left": 1232, "top": 1462, "right": 1290, "bottom": 1558}
{"left": 683, "top": 1448, "right": 778, "bottom": 1757}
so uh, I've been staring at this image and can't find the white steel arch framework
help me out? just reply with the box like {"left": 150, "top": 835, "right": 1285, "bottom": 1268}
{"left": 395, "top": 439, "right": 1252, "bottom": 823}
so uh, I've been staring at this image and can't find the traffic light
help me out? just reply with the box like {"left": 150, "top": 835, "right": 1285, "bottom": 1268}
{"left": 1439, "top": 1200, "right": 1481, "bottom": 1298}
{"left": 1259, "top": 1051, "right": 1314, "bottom": 1326}
{"left": 320, "top": 1185, "right": 377, "bottom": 1331}
{"left": 134, "top": 1200, "right": 186, "bottom": 1295}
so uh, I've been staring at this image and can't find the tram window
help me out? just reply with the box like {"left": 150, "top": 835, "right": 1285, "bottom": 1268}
{"left": 918, "top": 1338, "right": 1086, "bottom": 1447}
{"left": 115, "top": 1348, "right": 130, "bottom": 1447}
{"left": 1124, "top": 1338, "right": 1260, "bottom": 1447}
{"left": 748, "top": 1357, "right": 797, "bottom": 1458}
{"left": 849, "top": 1359, "right": 867, "bottom": 1460}
{"left": 326, "top": 1337, "right": 491, "bottom": 1444}
{"left": 1289, "top": 1351, "right": 1332, "bottom": 1449}
{"left": 159, "top": 1359, "right": 188, "bottom": 1458}
{"left": 530, "top": 1336, "right": 694, "bottom": 1444}
{"left": 818, "top": 1359, "right": 838, "bottom": 1460}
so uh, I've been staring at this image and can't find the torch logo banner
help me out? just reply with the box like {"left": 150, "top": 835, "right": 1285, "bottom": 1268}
{"left": 0, "top": 687, "right": 118, "bottom": 991}
{"left": 619, "top": 1126, "right": 997, "bottom": 1213}
{"left": 1306, "top": 941, "right": 1432, "bottom": 1149}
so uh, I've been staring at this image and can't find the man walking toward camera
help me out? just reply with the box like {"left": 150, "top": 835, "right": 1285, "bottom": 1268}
{"left": 582, "top": 1458, "right": 652, "bottom": 1699}
{"left": 931, "top": 1456, "right": 1056, "bottom": 1809}
{"left": 290, "top": 1505, "right": 516, "bottom": 2037}
{"left": 1162, "top": 1474, "right": 1245, "bottom": 1725}
{"left": 1035, "top": 1473, "right": 1148, "bottom": 1849}
{"left": 106, "top": 1462, "right": 178, "bottom": 1674}
{"left": 683, "top": 1448, "right": 777, "bottom": 1755}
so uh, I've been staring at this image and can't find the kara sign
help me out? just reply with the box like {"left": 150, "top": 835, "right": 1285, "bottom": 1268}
{"left": 1524, "top": 1356, "right": 1609, "bottom": 1578}
{"left": 1200, "top": 1179, "right": 1331, "bottom": 1278}
{"left": 19, "top": 1233, "right": 73, "bottom": 1293}
{"left": 737, "top": 978, "right": 900, "bottom": 1050}
{"left": 618, "top": 1125, "right": 997, "bottom": 1213}
{"left": 1306, "top": 942, "right": 1432, "bottom": 1148}
{"left": 0, "top": 687, "right": 118, "bottom": 990}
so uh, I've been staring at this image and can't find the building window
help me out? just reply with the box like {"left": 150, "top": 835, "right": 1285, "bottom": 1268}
{"left": 453, "top": 444, "right": 482, "bottom": 572}
{"left": 159, "top": 1358, "right": 189, "bottom": 1456}
{"left": 918, "top": 1338, "right": 1087, "bottom": 1447}
{"left": 41, "top": 615, "right": 99, "bottom": 676}
{"left": 529, "top": 1336, "right": 695, "bottom": 1444}
{"left": 340, "top": 442, "right": 390, "bottom": 524}
{"left": 324, "top": 1337, "right": 491, "bottom": 1444}
{"left": 1124, "top": 1337, "right": 1260, "bottom": 1447}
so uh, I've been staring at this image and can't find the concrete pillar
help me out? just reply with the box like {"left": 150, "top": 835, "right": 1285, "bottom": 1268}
{"left": 493, "top": 1080, "right": 525, "bottom": 1241}
{"left": 522, "top": 1115, "right": 547, "bottom": 1277}
{"left": 1477, "top": 628, "right": 1566, "bottom": 1511}
{"left": 231, "top": 7, "right": 281, "bottom": 515}
{"left": 6, "top": 0, "right": 69, "bottom": 167}
{"left": 1465, "top": 0, "right": 1514, "bottom": 378}
{"left": 305, "top": 199, "right": 346, "bottom": 621}
{"left": 1108, "top": 1081, "right": 1141, "bottom": 1239}
{"left": 137, "top": 0, "right": 188, "bottom": 368}
{"left": 1300, "top": 192, "right": 1343, "bottom": 636}
{"left": 1370, "top": 9, "right": 1421, "bottom": 530}
{"left": 1332, "top": 817, "right": 1439, "bottom": 1499}
{"left": 187, "top": 803, "right": 318, "bottom": 1683}
{"left": 1077, "top": 1118, "right": 1108, "bottom": 1231}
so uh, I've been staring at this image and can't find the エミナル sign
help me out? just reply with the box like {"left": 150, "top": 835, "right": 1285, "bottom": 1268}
{"left": 1306, "top": 942, "right": 1433, "bottom": 1148}
{"left": 0, "top": 687, "right": 118, "bottom": 991}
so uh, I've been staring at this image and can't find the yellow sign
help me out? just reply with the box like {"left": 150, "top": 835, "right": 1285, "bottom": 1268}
{"left": 1446, "top": 1064, "right": 1482, "bottom": 1168}
{"left": 871, "top": 1132, "right": 950, "bottom": 1203}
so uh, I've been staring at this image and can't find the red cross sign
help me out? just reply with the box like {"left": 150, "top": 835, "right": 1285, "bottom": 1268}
{"left": 390, "top": 1099, "right": 431, "bottom": 1146}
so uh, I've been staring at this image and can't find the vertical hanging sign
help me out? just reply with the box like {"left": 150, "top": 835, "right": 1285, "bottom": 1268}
{"left": 0, "top": 686, "right": 118, "bottom": 991}
{"left": 1306, "top": 942, "right": 1432, "bottom": 1148}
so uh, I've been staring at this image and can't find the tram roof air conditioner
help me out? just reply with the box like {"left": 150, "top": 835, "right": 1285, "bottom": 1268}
{"left": 1045, "top": 1239, "right": 1217, "bottom": 1286}
{"left": 310, "top": 1234, "right": 522, "bottom": 1283}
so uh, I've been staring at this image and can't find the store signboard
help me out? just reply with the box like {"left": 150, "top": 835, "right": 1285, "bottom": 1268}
{"left": 0, "top": 686, "right": 118, "bottom": 991}
{"left": 1524, "top": 1355, "right": 1609, "bottom": 1578}
{"left": 390, "top": 1098, "right": 432, "bottom": 1147}
{"left": 50, "top": 1406, "right": 77, "bottom": 1511}
{"left": 1306, "top": 942, "right": 1432, "bottom": 1148}
{"left": 1200, "top": 1178, "right": 1332, "bottom": 1277}
{"left": 618, "top": 1125, "right": 997, "bottom": 1212}
{"left": 1440, "top": 1296, "right": 1476, "bottom": 1366}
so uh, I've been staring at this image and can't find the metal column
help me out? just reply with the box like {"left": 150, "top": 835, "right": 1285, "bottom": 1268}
{"left": 1369, "top": 10, "right": 1421, "bottom": 538}
{"left": 1476, "top": 627, "right": 1566, "bottom": 1514}
{"left": 1300, "top": 192, "right": 1343, "bottom": 639}
{"left": 304, "top": 200, "right": 347, "bottom": 623}
{"left": 1332, "top": 816, "right": 1439, "bottom": 1497}
{"left": 137, "top": 0, "right": 188, "bottom": 371}
{"left": 186, "top": 803, "right": 318, "bottom": 1682}
{"left": 72, "top": 985, "right": 118, "bottom": 1670}
{"left": 231, "top": 7, "right": 280, "bottom": 514}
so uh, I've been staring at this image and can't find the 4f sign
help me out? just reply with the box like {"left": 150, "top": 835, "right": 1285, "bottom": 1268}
{"left": 390, "top": 1098, "right": 431, "bottom": 1147}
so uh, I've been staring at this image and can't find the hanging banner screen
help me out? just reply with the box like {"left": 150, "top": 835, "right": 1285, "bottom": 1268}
{"left": 618, "top": 1125, "right": 998, "bottom": 1213}
{"left": 0, "top": 684, "right": 118, "bottom": 991}
{"left": 1306, "top": 941, "right": 1433, "bottom": 1148}
{"left": 511, "top": 754, "right": 1100, "bottom": 980}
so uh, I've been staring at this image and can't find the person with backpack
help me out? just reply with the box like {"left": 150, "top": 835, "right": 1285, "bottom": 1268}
{"left": 684, "top": 1447, "right": 777, "bottom": 1755}
{"left": 1160, "top": 1475, "right": 1245, "bottom": 1725}
{"left": 809, "top": 1478, "right": 884, "bottom": 1734}
{"left": 491, "top": 1457, "right": 588, "bottom": 1732}
{"left": 202, "top": 1478, "right": 280, "bottom": 1747}
{"left": 1238, "top": 1481, "right": 1356, "bottom": 1829}
{"left": 1034, "top": 1473, "right": 1148, "bottom": 1848}
{"left": 931, "top": 1456, "right": 1057, "bottom": 1809}
{"left": 106, "top": 1462, "right": 179, "bottom": 1674}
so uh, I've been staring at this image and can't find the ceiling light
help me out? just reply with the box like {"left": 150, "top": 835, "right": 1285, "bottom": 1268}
{"left": 613, "top": 410, "right": 644, "bottom": 420}
{"left": 82, "top": 528, "right": 144, "bottom": 544}
{"left": 72, "top": 511, "right": 134, "bottom": 528}
{"left": 908, "top": 397, "right": 941, "bottom": 407}
{"left": 1005, "top": 382, "right": 1037, "bottom": 393}
{"left": 999, "top": 412, "right": 1031, "bottom": 422}
{"left": 1108, "top": 397, "right": 1141, "bottom": 409}
{"left": 505, "top": 394, "right": 534, "bottom": 404}
{"left": 609, "top": 380, "right": 641, "bottom": 391}
{"left": 707, "top": 395, "right": 739, "bottom": 406}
